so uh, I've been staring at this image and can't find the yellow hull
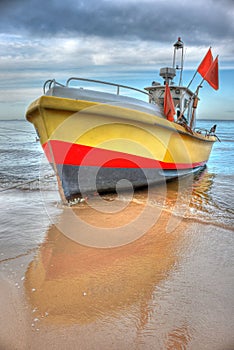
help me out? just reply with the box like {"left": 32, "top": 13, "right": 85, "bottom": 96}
{"left": 26, "top": 95, "right": 216, "bottom": 198}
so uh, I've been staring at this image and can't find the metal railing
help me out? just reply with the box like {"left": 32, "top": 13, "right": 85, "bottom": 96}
{"left": 43, "top": 79, "right": 65, "bottom": 94}
{"left": 194, "top": 127, "right": 220, "bottom": 141}
{"left": 66, "top": 77, "right": 150, "bottom": 97}
{"left": 43, "top": 77, "right": 152, "bottom": 102}
{"left": 194, "top": 127, "right": 213, "bottom": 137}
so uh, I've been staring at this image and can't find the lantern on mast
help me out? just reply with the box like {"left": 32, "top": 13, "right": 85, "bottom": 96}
{"left": 172, "top": 37, "right": 184, "bottom": 86}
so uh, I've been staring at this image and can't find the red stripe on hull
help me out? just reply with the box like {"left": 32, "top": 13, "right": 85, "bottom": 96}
{"left": 43, "top": 140, "right": 206, "bottom": 170}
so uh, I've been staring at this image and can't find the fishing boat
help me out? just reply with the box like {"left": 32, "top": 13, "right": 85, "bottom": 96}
{"left": 26, "top": 38, "right": 219, "bottom": 202}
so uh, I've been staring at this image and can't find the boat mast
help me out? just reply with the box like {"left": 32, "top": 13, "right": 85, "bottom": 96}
{"left": 189, "top": 84, "right": 202, "bottom": 129}
{"left": 172, "top": 37, "right": 184, "bottom": 86}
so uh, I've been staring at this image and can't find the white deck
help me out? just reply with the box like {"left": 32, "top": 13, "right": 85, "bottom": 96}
{"left": 46, "top": 86, "right": 164, "bottom": 117}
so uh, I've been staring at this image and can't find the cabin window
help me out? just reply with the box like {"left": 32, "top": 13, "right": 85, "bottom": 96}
{"left": 159, "top": 98, "right": 164, "bottom": 107}
{"left": 173, "top": 97, "right": 180, "bottom": 109}
{"left": 184, "top": 98, "right": 189, "bottom": 109}
{"left": 183, "top": 98, "right": 191, "bottom": 122}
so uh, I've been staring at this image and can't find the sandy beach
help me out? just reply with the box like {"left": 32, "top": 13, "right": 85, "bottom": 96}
{"left": 1, "top": 194, "right": 234, "bottom": 350}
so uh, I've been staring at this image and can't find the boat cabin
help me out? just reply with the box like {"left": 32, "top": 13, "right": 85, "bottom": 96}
{"left": 145, "top": 82, "right": 196, "bottom": 127}
{"left": 145, "top": 37, "right": 198, "bottom": 128}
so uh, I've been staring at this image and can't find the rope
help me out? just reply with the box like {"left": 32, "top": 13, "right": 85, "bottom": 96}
{"left": 0, "top": 173, "right": 55, "bottom": 192}
{"left": 0, "top": 179, "right": 39, "bottom": 192}
{"left": 0, "top": 133, "right": 12, "bottom": 140}
{"left": 0, "top": 126, "right": 35, "bottom": 135}
{"left": 0, "top": 247, "right": 40, "bottom": 264}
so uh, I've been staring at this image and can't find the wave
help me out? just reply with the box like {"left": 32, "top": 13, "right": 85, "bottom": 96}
{"left": 106, "top": 169, "right": 234, "bottom": 231}
{"left": 126, "top": 196, "right": 234, "bottom": 232}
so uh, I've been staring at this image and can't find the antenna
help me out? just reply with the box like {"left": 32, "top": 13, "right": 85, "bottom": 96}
{"left": 173, "top": 37, "right": 184, "bottom": 86}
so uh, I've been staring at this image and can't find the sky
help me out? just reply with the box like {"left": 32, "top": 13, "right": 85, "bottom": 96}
{"left": 0, "top": 0, "right": 234, "bottom": 120}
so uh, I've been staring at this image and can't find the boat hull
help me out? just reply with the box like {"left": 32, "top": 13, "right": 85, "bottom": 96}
{"left": 56, "top": 164, "right": 204, "bottom": 198}
{"left": 26, "top": 95, "right": 216, "bottom": 199}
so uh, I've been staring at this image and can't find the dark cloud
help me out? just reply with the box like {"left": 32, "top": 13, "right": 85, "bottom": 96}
{"left": 0, "top": 0, "right": 233, "bottom": 46}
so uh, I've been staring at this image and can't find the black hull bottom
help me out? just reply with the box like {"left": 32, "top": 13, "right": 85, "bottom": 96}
{"left": 55, "top": 164, "right": 205, "bottom": 199}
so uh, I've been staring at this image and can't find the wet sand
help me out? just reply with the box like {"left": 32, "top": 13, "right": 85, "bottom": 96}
{"left": 1, "top": 196, "right": 234, "bottom": 350}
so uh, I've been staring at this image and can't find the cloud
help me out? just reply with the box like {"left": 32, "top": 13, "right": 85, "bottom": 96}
{"left": 1, "top": 0, "right": 233, "bottom": 70}
{"left": 0, "top": 34, "right": 182, "bottom": 72}
{"left": 0, "top": 0, "right": 234, "bottom": 119}
{"left": 1, "top": 0, "right": 234, "bottom": 46}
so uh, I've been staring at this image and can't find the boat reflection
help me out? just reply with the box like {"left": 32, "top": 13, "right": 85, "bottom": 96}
{"left": 23, "top": 168, "right": 225, "bottom": 349}
{"left": 24, "top": 170, "right": 216, "bottom": 328}
{"left": 24, "top": 204, "right": 188, "bottom": 326}
{"left": 140, "top": 167, "right": 215, "bottom": 220}
{"left": 131, "top": 168, "right": 216, "bottom": 225}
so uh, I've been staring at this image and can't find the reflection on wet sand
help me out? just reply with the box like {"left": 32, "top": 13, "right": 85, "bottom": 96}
{"left": 166, "top": 325, "right": 191, "bottom": 350}
{"left": 188, "top": 170, "right": 215, "bottom": 212}
{"left": 22, "top": 171, "right": 233, "bottom": 350}
{"left": 24, "top": 200, "right": 188, "bottom": 328}
{"left": 165, "top": 170, "right": 214, "bottom": 210}
{"left": 145, "top": 170, "right": 217, "bottom": 223}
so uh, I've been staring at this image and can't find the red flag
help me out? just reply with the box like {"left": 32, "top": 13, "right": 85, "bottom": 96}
{"left": 204, "top": 55, "right": 219, "bottom": 90}
{"left": 164, "top": 83, "right": 175, "bottom": 121}
{"left": 198, "top": 48, "right": 213, "bottom": 78}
